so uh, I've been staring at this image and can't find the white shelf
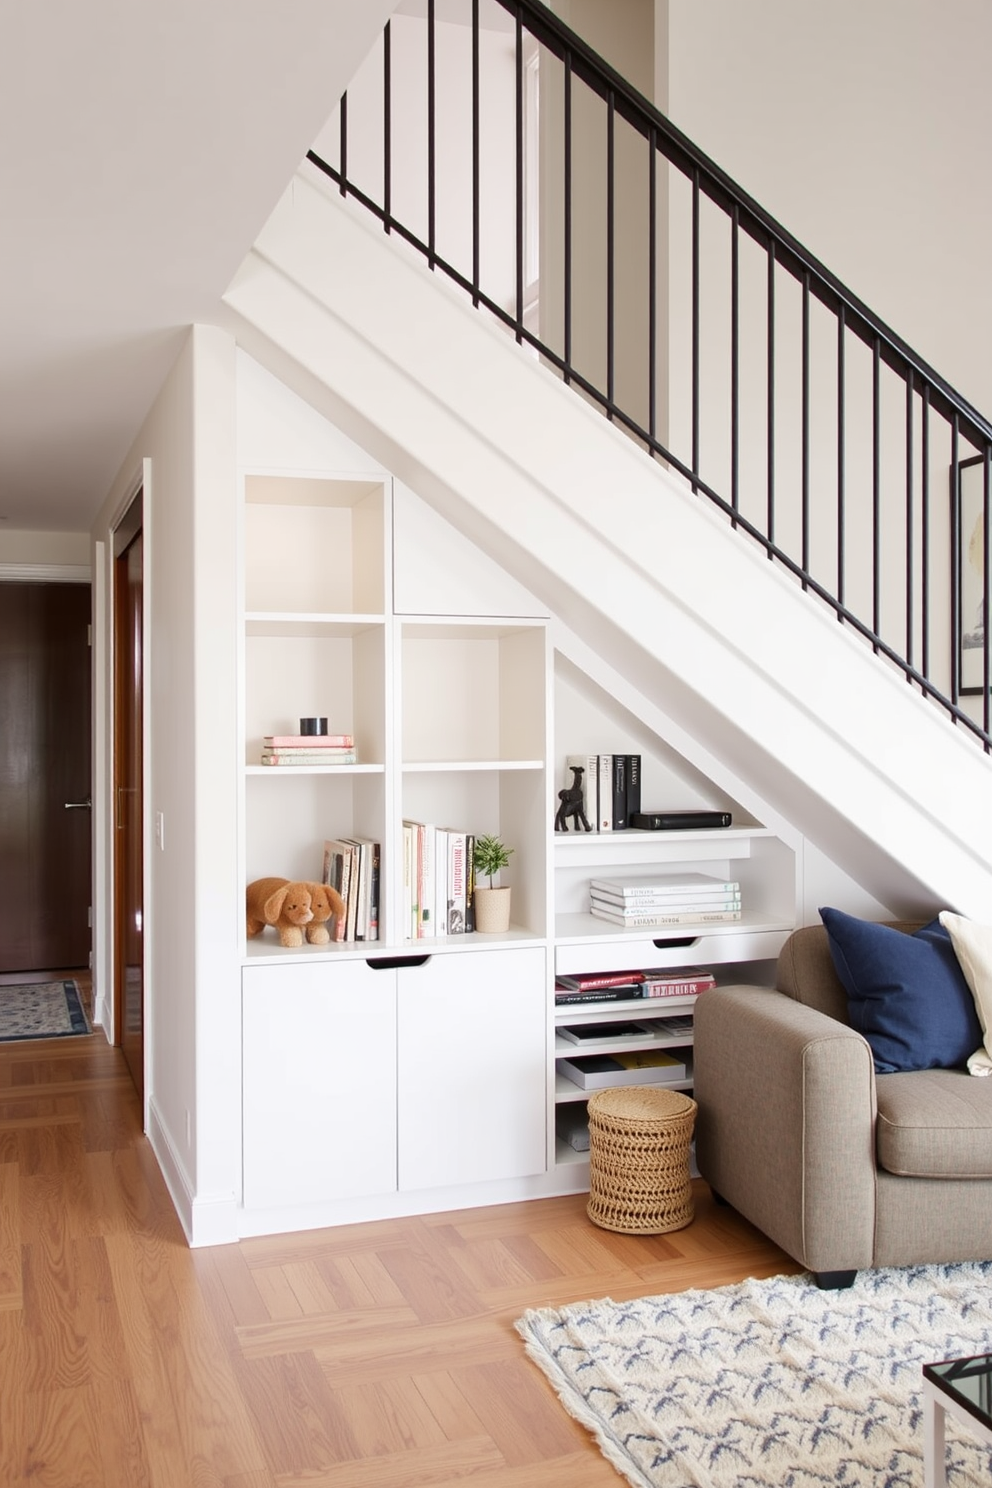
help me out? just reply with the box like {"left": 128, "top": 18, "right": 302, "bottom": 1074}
{"left": 245, "top": 613, "right": 387, "bottom": 637}
{"left": 555, "top": 909, "right": 793, "bottom": 942}
{"left": 402, "top": 759, "right": 544, "bottom": 772}
{"left": 554, "top": 1071, "right": 695, "bottom": 1102}
{"left": 245, "top": 763, "right": 385, "bottom": 776}
{"left": 554, "top": 826, "right": 765, "bottom": 855}
{"left": 554, "top": 1029, "right": 694, "bottom": 1056}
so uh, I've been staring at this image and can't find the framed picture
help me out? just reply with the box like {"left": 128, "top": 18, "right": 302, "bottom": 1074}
{"left": 956, "top": 454, "right": 989, "bottom": 694}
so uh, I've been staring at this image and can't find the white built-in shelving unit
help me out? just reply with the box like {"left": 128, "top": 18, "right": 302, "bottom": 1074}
{"left": 236, "top": 463, "right": 798, "bottom": 1232}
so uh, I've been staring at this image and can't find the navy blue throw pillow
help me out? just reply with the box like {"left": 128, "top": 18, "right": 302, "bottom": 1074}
{"left": 818, "top": 907, "right": 981, "bottom": 1074}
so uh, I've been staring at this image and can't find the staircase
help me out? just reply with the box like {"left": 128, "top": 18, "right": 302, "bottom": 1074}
{"left": 222, "top": 4, "right": 992, "bottom": 919}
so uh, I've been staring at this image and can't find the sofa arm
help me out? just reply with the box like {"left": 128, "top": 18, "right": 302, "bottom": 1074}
{"left": 694, "top": 984, "right": 878, "bottom": 1274}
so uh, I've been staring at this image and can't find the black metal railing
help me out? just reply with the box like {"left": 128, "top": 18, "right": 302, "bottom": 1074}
{"left": 307, "top": 0, "right": 992, "bottom": 752}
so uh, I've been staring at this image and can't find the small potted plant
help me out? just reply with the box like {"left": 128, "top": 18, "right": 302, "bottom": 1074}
{"left": 472, "top": 834, "right": 514, "bottom": 932}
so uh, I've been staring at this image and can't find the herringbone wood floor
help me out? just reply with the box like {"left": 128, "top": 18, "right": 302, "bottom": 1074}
{"left": 0, "top": 972, "right": 801, "bottom": 1486}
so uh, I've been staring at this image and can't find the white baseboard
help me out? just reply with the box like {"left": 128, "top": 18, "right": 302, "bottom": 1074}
{"left": 146, "top": 1098, "right": 239, "bottom": 1248}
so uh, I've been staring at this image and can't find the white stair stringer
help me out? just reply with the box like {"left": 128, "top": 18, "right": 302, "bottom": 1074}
{"left": 222, "top": 170, "right": 992, "bottom": 920}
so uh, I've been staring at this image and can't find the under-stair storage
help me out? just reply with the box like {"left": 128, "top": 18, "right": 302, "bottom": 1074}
{"left": 242, "top": 946, "right": 547, "bottom": 1216}
{"left": 236, "top": 449, "right": 800, "bottom": 1233}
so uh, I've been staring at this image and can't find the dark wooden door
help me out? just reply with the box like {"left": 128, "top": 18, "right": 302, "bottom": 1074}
{"left": 0, "top": 582, "right": 92, "bottom": 971}
{"left": 114, "top": 503, "right": 144, "bottom": 1099}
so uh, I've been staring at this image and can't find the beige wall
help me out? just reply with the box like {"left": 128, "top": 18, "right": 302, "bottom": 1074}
{"left": 663, "top": 0, "right": 992, "bottom": 417}
{"left": 540, "top": 0, "right": 658, "bottom": 430}
{"left": 0, "top": 529, "right": 90, "bottom": 567}
{"left": 653, "top": 0, "right": 992, "bottom": 714}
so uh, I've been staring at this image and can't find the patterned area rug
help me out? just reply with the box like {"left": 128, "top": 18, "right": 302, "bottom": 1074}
{"left": 517, "top": 1263, "right": 992, "bottom": 1488}
{"left": 0, "top": 980, "right": 91, "bottom": 1041}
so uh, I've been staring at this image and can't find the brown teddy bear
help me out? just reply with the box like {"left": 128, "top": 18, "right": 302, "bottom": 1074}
{"left": 301, "top": 881, "right": 345, "bottom": 945}
{"left": 246, "top": 877, "right": 345, "bottom": 948}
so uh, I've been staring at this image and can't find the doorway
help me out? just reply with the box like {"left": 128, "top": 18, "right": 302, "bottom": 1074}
{"left": 0, "top": 582, "right": 92, "bottom": 971}
{"left": 113, "top": 493, "right": 144, "bottom": 1099}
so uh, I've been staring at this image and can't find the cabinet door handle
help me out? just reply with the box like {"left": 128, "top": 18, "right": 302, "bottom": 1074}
{"left": 652, "top": 935, "right": 699, "bottom": 949}
{"left": 366, "top": 954, "right": 431, "bottom": 971}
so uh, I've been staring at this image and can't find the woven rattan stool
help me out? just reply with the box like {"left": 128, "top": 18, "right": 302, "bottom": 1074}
{"left": 586, "top": 1086, "right": 698, "bottom": 1235}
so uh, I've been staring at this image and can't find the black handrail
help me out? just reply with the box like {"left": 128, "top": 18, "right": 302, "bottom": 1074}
{"left": 307, "top": 0, "right": 992, "bottom": 752}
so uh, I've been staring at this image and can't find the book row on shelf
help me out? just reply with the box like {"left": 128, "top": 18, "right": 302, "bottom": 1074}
{"left": 586, "top": 870, "right": 743, "bottom": 928}
{"left": 563, "top": 752, "right": 641, "bottom": 831}
{"left": 403, "top": 821, "right": 476, "bottom": 939}
{"left": 322, "top": 837, "right": 380, "bottom": 942}
{"left": 262, "top": 732, "right": 356, "bottom": 767}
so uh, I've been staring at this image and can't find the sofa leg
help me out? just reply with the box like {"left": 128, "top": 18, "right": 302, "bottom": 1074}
{"left": 812, "top": 1269, "right": 856, "bottom": 1290}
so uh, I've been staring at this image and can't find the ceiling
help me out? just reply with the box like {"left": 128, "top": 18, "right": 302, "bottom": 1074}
{"left": 0, "top": 0, "right": 394, "bottom": 534}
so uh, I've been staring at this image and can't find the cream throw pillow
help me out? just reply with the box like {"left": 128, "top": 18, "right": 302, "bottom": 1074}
{"left": 940, "top": 911, "right": 992, "bottom": 1076}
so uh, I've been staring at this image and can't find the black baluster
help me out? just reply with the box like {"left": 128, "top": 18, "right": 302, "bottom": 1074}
{"left": 515, "top": 5, "right": 524, "bottom": 341}
{"left": 472, "top": 0, "right": 480, "bottom": 306}
{"left": 339, "top": 93, "right": 348, "bottom": 196}
{"left": 767, "top": 239, "right": 775, "bottom": 554}
{"left": 428, "top": 0, "right": 436, "bottom": 267}
{"left": 383, "top": 20, "right": 391, "bottom": 232}
{"left": 837, "top": 305, "right": 846, "bottom": 615}
{"left": 984, "top": 446, "right": 991, "bottom": 734}
{"left": 607, "top": 89, "right": 615, "bottom": 419}
{"left": 564, "top": 50, "right": 572, "bottom": 384}
{"left": 648, "top": 130, "right": 657, "bottom": 446}
{"left": 872, "top": 336, "right": 881, "bottom": 651}
{"left": 951, "top": 414, "right": 960, "bottom": 701}
{"left": 905, "top": 374, "right": 914, "bottom": 674}
{"left": 691, "top": 168, "right": 700, "bottom": 491}
{"left": 802, "top": 272, "right": 810, "bottom": 587}
{"left": 921, "top": 384, "right": 930, "bottom": 680}
{"left": 731, "top": 205, "right": 740, "bottom": 522}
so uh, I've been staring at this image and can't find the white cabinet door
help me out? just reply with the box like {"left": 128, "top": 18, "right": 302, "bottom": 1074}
{"left": 397, "top": 946, "right": 547, "bottom": 1191}
{"left": 242, "top": 960, "right": 397, "bottom": 1209}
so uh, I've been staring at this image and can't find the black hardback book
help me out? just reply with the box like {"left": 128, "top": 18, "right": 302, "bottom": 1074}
{"left": 631, "top": 810, "right": 732, "bottom": 830}
{"left": 626, "top": 754, "right": 641, "bottom": 820}
{"left": 612, "top": 754, "right": 628, "bottom": 831}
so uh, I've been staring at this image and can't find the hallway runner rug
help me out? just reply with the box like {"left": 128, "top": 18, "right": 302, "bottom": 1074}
{"left": 517, "top": 1261, "right": 992, "bottom": 1488}
{"left": 0, "top": 981, "right": 91, "bottom": 1041}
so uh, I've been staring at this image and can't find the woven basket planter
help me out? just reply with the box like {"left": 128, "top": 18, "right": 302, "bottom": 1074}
{"left": 586, "top": 1085, "right": 698, "bottom": 1235}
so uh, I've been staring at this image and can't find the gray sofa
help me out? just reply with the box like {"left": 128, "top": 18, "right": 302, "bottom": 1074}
{"left": 693, "top": 922, "right": 992, "bottom": 1287}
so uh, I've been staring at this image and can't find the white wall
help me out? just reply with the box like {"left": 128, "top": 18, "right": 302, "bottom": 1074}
{"left": 312, "top": 9, "right": 519, "bottom": 317}
{"left": 91, "top": 325, "right": 241, "bottom": 1245}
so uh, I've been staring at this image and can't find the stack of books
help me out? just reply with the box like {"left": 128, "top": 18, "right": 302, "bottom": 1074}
{"left": 402, "top": 821, "right": 476, "bottom": 938}
{"left": 588, "top": 872, "right": 742, "bottom": 928}
{"left": 261, "top": 732, "right": 356, "bottom": 766}
{"left": 322, "top": 837, "right": 380, "bottom": 942}
{"left": 554, "top": 968, "right": 715, "bottom": 1004}
{"left": 558, "top": 1047, "right": 691, "bottom": 1090}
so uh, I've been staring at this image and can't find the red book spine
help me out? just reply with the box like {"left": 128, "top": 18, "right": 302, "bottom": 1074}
{"left": 641, "top": 978, "right": 714, "bottom": 998}
{"left": 558, "top": 971, "right": 646, "bottom": 991}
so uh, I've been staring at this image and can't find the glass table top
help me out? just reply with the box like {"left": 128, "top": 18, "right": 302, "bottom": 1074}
{"left": 924, "top": 1353, "right": 992, "bottom": 1430}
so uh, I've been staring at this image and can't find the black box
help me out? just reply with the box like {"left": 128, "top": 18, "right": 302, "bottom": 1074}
{"left": 630, "top": 810, "right": 732, "bottom": 830}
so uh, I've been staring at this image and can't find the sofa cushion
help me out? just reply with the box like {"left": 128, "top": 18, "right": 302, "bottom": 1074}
{"left": 939, "top": 912, "right": 992, "bottom": 1076}
{"left": 819, "top": 907, "right": 982, "bottom": 1074}
{"left": 876, "top": 1069, "right": 992, "bottom": 1178}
